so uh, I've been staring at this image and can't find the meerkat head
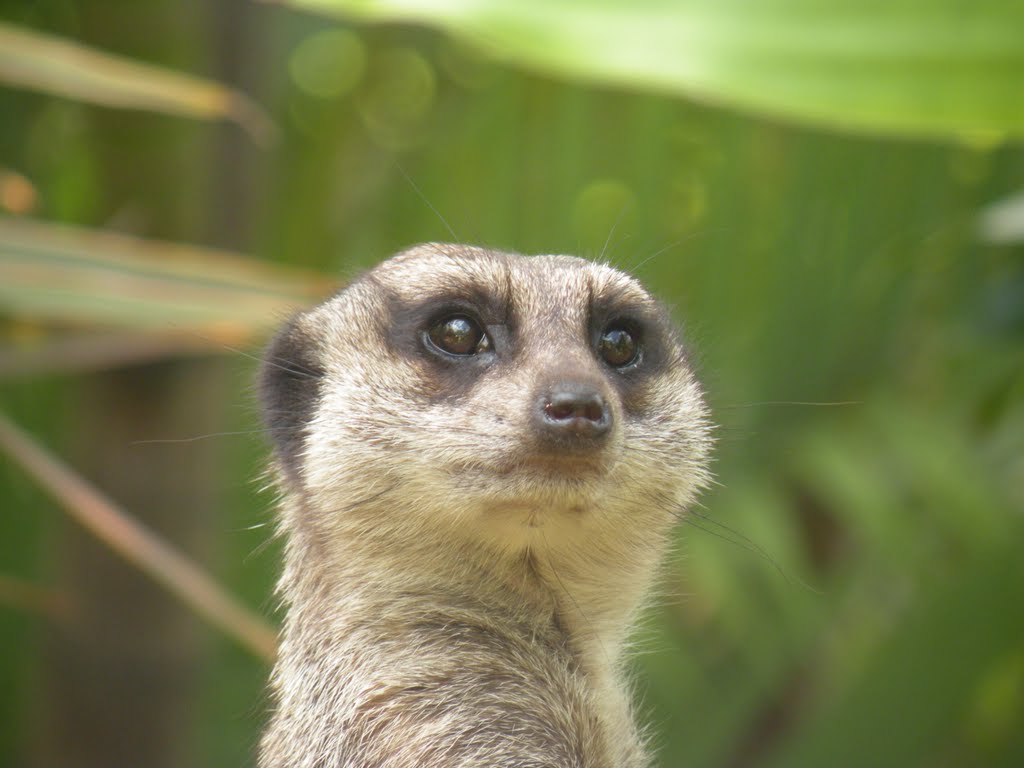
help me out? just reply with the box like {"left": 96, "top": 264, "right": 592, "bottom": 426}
{"left": 260, "top": 244, "right": 711, "bottom": 576}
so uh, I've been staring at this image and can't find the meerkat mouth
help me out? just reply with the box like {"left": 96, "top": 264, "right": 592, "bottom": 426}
{"left": 518, "top": 453, "right": 607, "bottom": 476}
{"left": 466, "top": 450, "right": 610, "bottom": 485}
{"left": 445, "top": 453, "right": 607, "bottom": 520}
{"left": 480, "top": 459, "right": 609, "bottom": 522}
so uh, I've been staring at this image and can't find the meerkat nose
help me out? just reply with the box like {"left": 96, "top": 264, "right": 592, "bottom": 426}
{"left": 536, "top": 383, "right": 612, "bottom": 443}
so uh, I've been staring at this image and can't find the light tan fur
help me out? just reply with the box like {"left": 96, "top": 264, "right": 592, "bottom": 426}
{"left": 258, "top": 244, "right": 712, "bottom": 767}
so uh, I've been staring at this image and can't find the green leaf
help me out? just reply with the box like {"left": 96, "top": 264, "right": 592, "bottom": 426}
{"left": 0, "top": 22, "right": 274, "bottom": 142}
{"left": 278, "top": 0, "right": 1024, "bottom": 141}
{"left": 0, "top": 217, "right": 335, "bottom": 338}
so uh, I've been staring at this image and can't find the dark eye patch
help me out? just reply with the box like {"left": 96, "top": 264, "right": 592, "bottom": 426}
{"left": 375, "top": 273, "right": 507, "bottom": 351}
{"left": 376, "top": 281, "right": 512, "bottom": 401}
{"left": 588, "top": 290, "right": 680, "bottom": 414}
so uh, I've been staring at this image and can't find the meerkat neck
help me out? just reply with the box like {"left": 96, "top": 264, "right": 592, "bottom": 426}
{"left": 278, "top": 496, "right": 652, "bottom": 674}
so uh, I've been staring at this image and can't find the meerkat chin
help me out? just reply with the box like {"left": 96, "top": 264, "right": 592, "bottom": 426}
{"left": 258, "top": 244, "right": 712, "bottom": 768}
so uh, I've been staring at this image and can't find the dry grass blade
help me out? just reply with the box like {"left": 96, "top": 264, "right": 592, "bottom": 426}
{"left": 0, "top": 410, "right": 278, "bottom": 663}
{"left": 0, "top": 330, "right": 242, "bottom": 379}
{"left": 0, "top": 217, "right": 337, "bottom": 338}
{"left": 0, "top": 21, "right": 275, "bottom": 142}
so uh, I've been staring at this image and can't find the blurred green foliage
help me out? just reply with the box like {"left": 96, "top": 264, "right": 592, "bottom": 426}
{"left": 1, "top": 2, "right": 1023, "bottom": 767}
{"left": 293, "top": 0, "right": 1024, "bottom": 141}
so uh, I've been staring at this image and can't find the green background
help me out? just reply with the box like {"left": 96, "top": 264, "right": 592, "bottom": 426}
{"left": 1, "top": 1, "right": 1022, "bottom": 766}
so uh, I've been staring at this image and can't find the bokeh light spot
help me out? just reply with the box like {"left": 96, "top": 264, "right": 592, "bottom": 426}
{"left": 289, "top": 28, "right": 367, "bottom": 100}
{"left": 357, "top": 47, "right": 437, "bottom": 150}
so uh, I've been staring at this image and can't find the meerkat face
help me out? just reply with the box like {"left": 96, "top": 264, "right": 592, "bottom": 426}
{"left": 261, "top": 244, "right": 710, "bottom": 558}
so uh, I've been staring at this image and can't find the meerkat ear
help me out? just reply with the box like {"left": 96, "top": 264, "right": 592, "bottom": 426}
{"left": 259, "top": 312, "right": 325, "bottom": 486}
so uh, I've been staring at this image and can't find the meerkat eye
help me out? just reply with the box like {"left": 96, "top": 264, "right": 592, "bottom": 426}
{"left": 426, "top": 315, "right": 492, "bottom": 357}
{"left": 598, "top": 324, "right": 640, "bottom": 368}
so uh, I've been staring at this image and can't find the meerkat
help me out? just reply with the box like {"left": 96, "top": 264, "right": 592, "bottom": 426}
{"left": 258, "top": 243, "right": 712, "bottom": 768}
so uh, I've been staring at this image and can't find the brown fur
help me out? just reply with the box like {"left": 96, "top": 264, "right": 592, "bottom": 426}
{"left": 258, "top": 244, "right": 712, "bottom": 767}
